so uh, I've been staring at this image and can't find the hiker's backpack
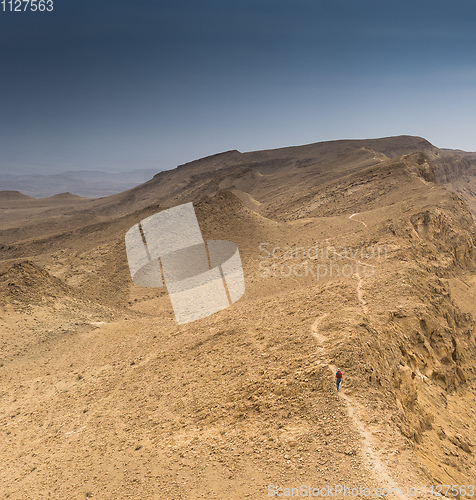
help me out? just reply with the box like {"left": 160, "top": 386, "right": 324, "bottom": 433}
{"left": 336, "top": 370, "right": 342, "bottom": 379}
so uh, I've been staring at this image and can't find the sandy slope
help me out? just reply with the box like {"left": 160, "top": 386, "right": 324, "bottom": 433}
{"left": 1, "top": 137, "right": 475, "bottom": 498}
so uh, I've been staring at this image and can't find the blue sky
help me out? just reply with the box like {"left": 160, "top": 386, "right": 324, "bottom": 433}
{"left": 1, "top": 0, "right": 476, "bottom": 174}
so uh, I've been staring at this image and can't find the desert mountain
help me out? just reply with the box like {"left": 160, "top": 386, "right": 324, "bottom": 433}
{"left": 0, "top": 135, "right": 475, "bottom": 498}
{"left": 0, "top": 169, "right": 158, "bottom": 198}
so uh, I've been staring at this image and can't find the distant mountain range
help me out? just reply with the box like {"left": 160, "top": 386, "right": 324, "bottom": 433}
{"left": 0, "top": 169, "right": 160, "bottom": 198}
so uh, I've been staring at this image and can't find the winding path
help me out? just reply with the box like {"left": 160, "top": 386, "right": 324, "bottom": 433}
{"left": 349, "top": 213, "right": 368, "bottom": 228}
{"left": 309, "top": 211, "right": 413, "bottom": 498}
{"left": 310, "top": 318, "right": 411, "bottom": 498}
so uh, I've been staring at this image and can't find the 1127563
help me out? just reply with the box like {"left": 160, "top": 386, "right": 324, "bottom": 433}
{"left": 1, "top": 0, "right": 53, "bottom": 11}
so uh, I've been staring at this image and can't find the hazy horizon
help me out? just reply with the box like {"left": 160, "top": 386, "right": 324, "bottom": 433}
{"left": 2, "top": 0, "right": 476, "bottom": 175}
{"left": 1, "top": 134, "right": 475, "bottom": 177}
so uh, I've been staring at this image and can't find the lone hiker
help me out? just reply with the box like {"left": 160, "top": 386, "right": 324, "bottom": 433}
{"left": 336, "top": 368, "right": 342, "bottom": 391}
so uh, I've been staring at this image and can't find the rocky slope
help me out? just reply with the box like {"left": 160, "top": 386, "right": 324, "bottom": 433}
{"left": 0, "top": 136, "right": 475, "bottom": 498}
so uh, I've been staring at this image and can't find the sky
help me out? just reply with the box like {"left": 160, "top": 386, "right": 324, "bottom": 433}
{"left": 1, "top": 0, "right": 476, "bottom": 175}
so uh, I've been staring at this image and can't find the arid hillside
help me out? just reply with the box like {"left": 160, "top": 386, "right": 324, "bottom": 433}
{"left": 0, "top": 136, "right": 475, "bottom": 499}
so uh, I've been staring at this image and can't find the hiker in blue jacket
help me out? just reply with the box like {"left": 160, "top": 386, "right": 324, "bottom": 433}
{"left": 336, "top": 368, "right": 342, "bottom": 391}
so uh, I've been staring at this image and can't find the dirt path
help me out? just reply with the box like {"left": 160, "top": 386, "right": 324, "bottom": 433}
{"left": 349, "top": 213, "right": 368, "bottom": 228}
{"left": 310, "top": 317, "right": 412, "bottom": 498}
{"left": 356, "top": 274, "right": 368, "bottom": 314}
{"left": 306, "top": 211, "right": 410, "bottom": 496}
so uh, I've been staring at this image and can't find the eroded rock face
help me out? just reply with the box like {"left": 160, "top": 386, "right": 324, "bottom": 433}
{"left": 408, "top": 207, "right": 476, "bottom": 271}
{"left": 396, "top": 365, "right": 418, "bottom": 407}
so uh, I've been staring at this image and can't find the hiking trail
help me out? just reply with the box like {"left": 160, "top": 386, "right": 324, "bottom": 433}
{"left": 309, "top": 211, "right": 415, "bottom": 498}
{"left": 310, "top": 318, "right": 412, "bottom": 499}
{"left": 349, "top": 213, "right": 368, "bottom": 228}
